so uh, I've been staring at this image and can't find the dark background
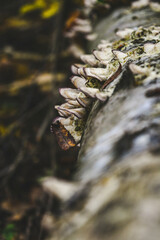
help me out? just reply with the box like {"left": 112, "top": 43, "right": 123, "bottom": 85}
{"left": 0, "top": 1, "right": 81, "bottom": 239}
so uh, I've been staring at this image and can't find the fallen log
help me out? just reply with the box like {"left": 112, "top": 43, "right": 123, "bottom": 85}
{"left": 46, "top": 2, "right": 160, "bottom": 239}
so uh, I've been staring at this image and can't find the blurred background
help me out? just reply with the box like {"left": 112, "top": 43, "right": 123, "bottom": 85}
{"left": 0, "top": 0, "right": 84, "bottom": 239}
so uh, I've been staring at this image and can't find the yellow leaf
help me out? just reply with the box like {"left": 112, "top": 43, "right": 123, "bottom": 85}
{"left": 6, "top": 18, "right": 30, "bottom": 28}
{"left": 42, "top": 1, "right": 60, "bottom": 19}
{"left": 20, "top": 0, "right": 46, "bottom": 15}
{"left": 0, "top": 125, "right": 10, "bottom": 137}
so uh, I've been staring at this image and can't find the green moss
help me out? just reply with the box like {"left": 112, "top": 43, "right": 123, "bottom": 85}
{"left": 136, "top": 47, "right": 144, "bottom": 55}
{"left": 86, "top": 77, "right": 102, "bottom": 89}
{"left": 75, "top": 119, "right": 85, "bottom": 133}
{"left": 2, "top": 224, "right": 16, "bottom": 240}
{"left": 113, "top": 39, "right": 127, "bottom": 51}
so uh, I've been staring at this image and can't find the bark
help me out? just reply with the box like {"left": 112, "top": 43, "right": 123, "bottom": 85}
{"left": 46, "top": 5, "right": 160, "bottom": 240}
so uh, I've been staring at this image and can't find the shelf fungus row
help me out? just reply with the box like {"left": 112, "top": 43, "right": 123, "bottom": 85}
{"left": 131, "top": 0, "right": 160, "bottom": 12}
{"left": 51, "top": 26, "right": 160, "bottom": 150}
{"left": 65, "top": 17, "right": 97, "bottom": 41}
{"left": 84, "top": 0, "right": 160, "bottom": 13}
{"left": 84, "top": 0, "right": 160, "bottom": 11}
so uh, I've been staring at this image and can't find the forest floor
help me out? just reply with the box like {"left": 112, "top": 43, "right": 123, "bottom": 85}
{"left": 0, "top": 1, "right": 80, "bottom": 239}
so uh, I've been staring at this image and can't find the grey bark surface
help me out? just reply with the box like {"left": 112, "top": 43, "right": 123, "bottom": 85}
{"left": 89, "top": 7, "right": 160, "bottom": 50}
{"left": 47, "top": 6, "right": 160, "bottom": 240}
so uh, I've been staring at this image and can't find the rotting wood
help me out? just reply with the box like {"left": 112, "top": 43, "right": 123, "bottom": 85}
{"left": 46, "top": 2, "right": 160, "bottom": 240}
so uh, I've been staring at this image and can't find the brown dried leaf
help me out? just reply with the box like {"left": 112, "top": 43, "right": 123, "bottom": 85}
{"left": 51, "top": 121, "right": 76, "bottom": 150}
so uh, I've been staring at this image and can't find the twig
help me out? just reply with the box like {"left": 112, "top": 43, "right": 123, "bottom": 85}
{"left": 36, "top": 109, "right": 53, "bottom": 142}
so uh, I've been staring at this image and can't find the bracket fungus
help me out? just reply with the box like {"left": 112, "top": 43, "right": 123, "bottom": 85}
{"left": 51, "top": 24, "right": 160, "bottom": 150}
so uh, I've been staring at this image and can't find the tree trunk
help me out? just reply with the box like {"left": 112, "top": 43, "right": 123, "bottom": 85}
{"left": 46, "top": 4, "right": 160, "bottom": 240}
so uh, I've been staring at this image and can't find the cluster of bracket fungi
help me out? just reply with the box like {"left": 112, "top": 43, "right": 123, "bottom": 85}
{"left": 65, "top": 0, "right": 160, "bottom": 42}
{"left": 51, "top": 24, "right": 160, "bottom": 150}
